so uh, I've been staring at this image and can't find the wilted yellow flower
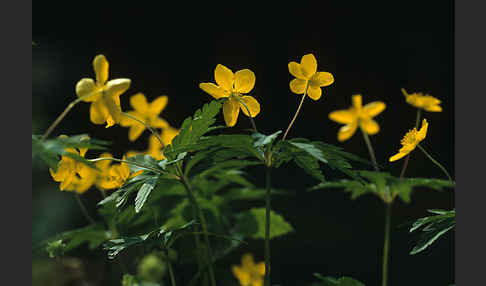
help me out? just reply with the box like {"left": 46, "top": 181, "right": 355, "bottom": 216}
{"left": 389, "top": 119, "right": 429, "bottom": 162}
{"left": 199, "top": 64, "right": 260, "bottom": 127}
{"left": 232, "top": 253, "right": 265, "bottom": 286}
{"left": 288, "top": 54, "right": 334, "bottom": 100}
{"left": 329, "top": 94, "right": 386, "bottom": 142}
{"left": 75, "top": 55, "right": 131, "bottom": 127}
{"left": 401, "top": 88, "right": 442, "bottom": 112}
{"left": 120, "top": 93, "right": 170, "bottom": 141}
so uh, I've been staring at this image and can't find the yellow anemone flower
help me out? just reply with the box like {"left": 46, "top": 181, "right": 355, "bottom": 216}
{"left": 329, "top": 94, "right": 386, "bottom": 142}
{"left": 199, "top": 64, "right": 260, "bottom": 127}
{"left": 231, "top": 253, "right": 265, "bottom": 286}
{"left": 119, "top": 93, "right": 170, "bottom": 141}
{"left": 75, "top": 55, "right": 131, "bottom": 128}
{"left": 94, "top": 153, "right": 131, "bottom": 190}
{"left": 288, "top": 54, "right": 334, "bottom": 100}
{"left": 401, "top": 88, "right": 442, "bottom": 112}
{"left": 389, "top": 119, "right": 429, "bottom": 162}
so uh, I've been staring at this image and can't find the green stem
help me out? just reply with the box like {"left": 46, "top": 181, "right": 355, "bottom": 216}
{"left": 233, "top": 95, "right": 258, "bottom": 133}
{"left": 399, "top": 109, "right": 421, "bottom": 178}
{"left": 264, "top": 166, "right": 272, "bottom": 286}
{"left": 177, "top": 165, "right": 217, "bottom": 286}
{"left": 360, "top": 126, "right": 379, "bottom": 171}
{"left": 88, "top": 157, "right": 163, "bottom": 174}
{"left": 74, "top": 193, "right": 96, "bottom": 225}
{"left": 282, "top": 84, "right": 309, "bottom": 141}
{"left": 167, "top": 259, "right": 177, "bottom": 286}
{"left": 417, "top": 144, "right": 452, "bottom": 181}
{"left": 41, "top": 94, "right": 91, "bottom": 141}
{"left": 122, "top": 112, "right": 165, "bottom": 146}
{"left": 382, "top": 203, "right": 392, "bottom": 286}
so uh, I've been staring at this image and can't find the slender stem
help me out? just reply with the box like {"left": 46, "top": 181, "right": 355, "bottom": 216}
{"left": 233, "top": 96, "right": 258, "bottom": 133}
{"left": 167, "top": 260, "right": 177, "bottom": 286}
{"left": 74, "top": 193, "right": 96, "bottom": 225}
{"left": 122, "top": 112, "right": 165, "bottom": 146}
{"left": 382, "top": 203, "right": 392, "bottom": 286}
{"left": 360, "top": 126, "right": 380, "bottom": 171}
{"left": 88, "top": 157, "right": 163, "bottom": 174}
{"left": 176, "top": 165, "right": 217, "bottom": 286}
{"left": 41, "top": 95, "right": 91, "bottom": 141}
{"left": 282, "top": 84, "right": 309, "bottom": 141}
{"left": 417, "top": 144, "right": 452, "bottom": 181}
{"left": 399, "top": 109, "right": 421, "bottom": 178}
{"left": 264, "top": 166, "right": 272, "bottom": 286}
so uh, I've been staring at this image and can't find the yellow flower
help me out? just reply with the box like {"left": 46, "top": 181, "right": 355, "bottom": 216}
{"left": 75, "top": 55, "right": 131, "bottom": 128}
{"left": 94, "top": 153, "right": 130, "bottom": 190}
{"left": 120, "top": 93, "right": 170, "bottom": 141}
{"left": 329, "top": 94, "right": 386, "bottom": 142}
{"left": 389, "top": 119, "right": 429, "bottom": 162}
{"left": 401, "top": 88, "right": 442, "bottom": 112}
{"left": 49, "top": 135, "right": 94, "bottom": 193}
{"left": 199, "top": 64, "right": 260, "bottom": 127}
{"left": 231, "top": 253, "right": 265, "bottom": 286}
{"left": 288, "top": 54, "right": 334, "bottom": 100}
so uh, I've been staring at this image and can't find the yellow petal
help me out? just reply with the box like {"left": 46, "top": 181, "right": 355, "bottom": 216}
{"left": 149, "top": 96, "right": 168, "bottom": 115}
{"left": 93, "top": 55, "right": 109, "bottom": 85}
{"left": 389, "top": 151, "right": 409, "bottom": 162}
{"left": 329, "top": 110, "right": 355, "bottom": 124}
{"left": 152, "top": 117, "right": 169, "bottom": 129}
{"left": 288, "top": 62, "right": 305, "bottom": 79}
{"left": 95, "top": 153, "right": 113, "bottom": 171}
{"left": 199, "top": 82, "right": 230, "bottom": 99}
{"left": 255, "top": 262, "right": 265, "bottom": 276}
{"left": 307, "top": 86, "right": 322, "bottom": 100}
{"left": 338, "top": 122, "right": 358, "bottom": 142}
{"left": 75, "top": 78, "right": 100, "bottom": 102}
{"left": 416, "top": 119, "right": 428, "bottom": 141}
{"left": 360, "top": 118, "right": 380, "bottom": 135}
{"left": 105, "top": 79, "right": 131, "bottom": 97}
{"left": 232, "top": 266, "right": 251, "bottom": 285}
{"left": 352, "top": 94, "right": 362, "bottom": 110}
{"left": 252, "top": 279, "right": 264, "bottom": 286}
{"left": 119, "top": 111, "right": 141, "bottom": 127}
{"left": 310, "top": 72, "right": 334, "bottom": 87}
{"left": 424, "top": 104, "right": 442, "bottom": 112}
{"left": 128, "top": 123, "right": 146, "bottom": 141}
{"left": 239, "top": 96, "right": 260, "bottom": 118}
{"left": 363, "top": 101, "right": 386, "bottom": 117}
{"left": 300, "top": 54, "right": 317, "bottom": 79}
{"left": 234, "top": 69, "right": 256, "bottom": 94}
{"left": 101, "top": 93, "right": 122, "bottom": 127}
{"left": 289, "top": 78, "right": 307, "bottom": 94}
{"left": 130, "top": 93, "right": 149, "bottom": 113}
{"left": 222, "top": 98, "right": 240, "bottom": 127}
{"left": 90, "top": 99, "right": 109, "bottom": 125}
{"left": 161, "top": 126, "right": 179, "bottom": 146}
{"left": 241, "top": 253, "right": 255, "bottom": 268}
{"left": 215, "top": 64, "right": 234, "bottom": 91}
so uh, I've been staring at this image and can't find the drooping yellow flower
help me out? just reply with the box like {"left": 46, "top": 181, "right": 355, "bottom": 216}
{"left": 389, "top": 119, "right": 429, "bottom": 162}
{"left": 401, "top": 88, "right": 442, "bottom": 112}
{"left": 231, "top": 253, "right": 265, "bottom": 286}
{"left": 120, "top": 93, "right": 170, "bottom": 141}
{"left": 75, "top": 55, "right": 131, "bottom": 128}
{"left": 199, "top": 64, "right": 260, "bottom": 127}
{"left": 288, "top": 54, "right": 334, "bottom": 100}
{"left": 329, "top": 94, "right": 386, "bottom": 142}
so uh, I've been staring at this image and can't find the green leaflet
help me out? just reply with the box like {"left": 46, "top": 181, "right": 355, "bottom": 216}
{"left": 313, "top": 273, "right": 366, "bottom": 286}
{"left": 409, "top": 209, "right": 455, "bottom": 255}
{"left": 233, "top": 207, "right": 293, "bottom": 239}
{"left": 310, "top": 171, "right": 455, "bottom": 203}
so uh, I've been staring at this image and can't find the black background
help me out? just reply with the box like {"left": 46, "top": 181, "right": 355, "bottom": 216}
{"left": 32, "top": 2, "right": 454, "bottom": 285}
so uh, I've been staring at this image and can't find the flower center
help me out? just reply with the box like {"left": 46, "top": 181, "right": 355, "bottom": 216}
{"left": 401, "top": 129, "right": 418, "bottom": 146}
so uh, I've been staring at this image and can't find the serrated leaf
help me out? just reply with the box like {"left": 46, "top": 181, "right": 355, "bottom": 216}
{"left": 135, "top": 177, "right": 159, "bottom": 213}
{"left": 233, "top": 207, "right": 293, "bottom": 239}
{"left": 252, "top": 130, "right": 282, "bottom": 148}
{"left": 409, "top": 209, "right": 455, "bottom": 255}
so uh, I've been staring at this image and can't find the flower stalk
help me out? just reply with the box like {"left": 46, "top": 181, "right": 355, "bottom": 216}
{"left": 122, "top": 112, "right": 164, "bottom": 146}
{"left": 382, "top": 203, "right": 392, "bottom": 286}
{"left": 417, "top": 145, "right": 452, "bottom": 181}
{"left": 360, "top": 126, "right": 379, "bottom": 171}
{"left": 282, "top": 84, "right": 309, "bottom": 141}
{"left": 264, "top": 166, "right": 272, "bottom": 286}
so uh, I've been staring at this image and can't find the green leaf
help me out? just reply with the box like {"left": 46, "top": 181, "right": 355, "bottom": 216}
{"left": 135, "top": 176, "right": 159, "bottom": 213}
{"left": 409, "top": 209, "right": 455, "bottom": 255}
{"left": 233, "top": 207, "right": 293, "bottom": 239}
{"left": 310, "top": 171, "right": 455, "bottom": 203}
{"left": 252, "top": 130, "right": 282, "bottom": 148}
{"left": 223, "top": 187, "right": 292, "bottom": 202}
{"left": 126, "top": 155, "right": 163, "bottom": 173}
{"left": 313, "top": 273, "right": 366, "bottom": 286}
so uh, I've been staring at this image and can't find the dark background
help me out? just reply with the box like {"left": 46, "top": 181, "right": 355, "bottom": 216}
{"left": 32, "top": 2, "right": 454, "bottom": 286}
